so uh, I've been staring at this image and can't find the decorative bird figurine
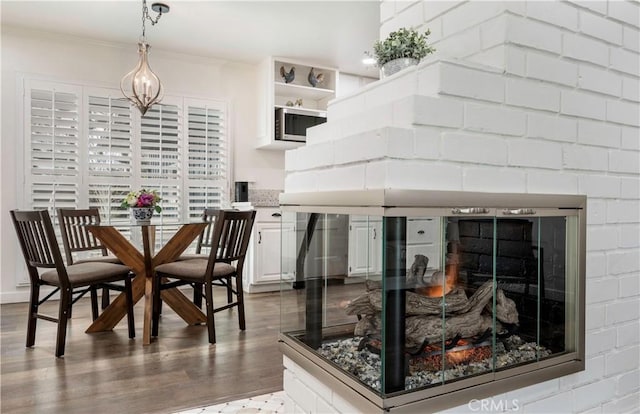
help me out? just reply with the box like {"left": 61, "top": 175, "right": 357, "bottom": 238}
{"left": 307, "top": 67, "right": 325, "bottom": 87}
{"left": 280, "top": 66, "right": 295, "bottom": 83}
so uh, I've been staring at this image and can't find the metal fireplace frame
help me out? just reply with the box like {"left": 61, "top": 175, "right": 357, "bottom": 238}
{"left": 278, "top": 190, "right": 586, "bottom": 413}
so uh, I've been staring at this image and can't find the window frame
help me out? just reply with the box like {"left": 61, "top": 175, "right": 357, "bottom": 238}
{"left": 19, "top": 76, "right": 231, "bottom": 228}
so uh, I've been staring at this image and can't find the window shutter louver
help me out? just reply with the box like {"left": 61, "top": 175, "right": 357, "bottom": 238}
{"left": 27, "top": 85, "right": 81, "bottom": 215}
{"left": 185, "top": 101, "right": 228, "bottom": 220}
{"left": 87, "top": 95, "right": 133, "bottom": 178}
{"left": 139, "top": 102, "right": 183, "bottom": 229}
{"left": 141, "top": 104, "right": 181, "bottom": 180}
{"left": 86, "top": 93, "right": 134, "bottom": 224}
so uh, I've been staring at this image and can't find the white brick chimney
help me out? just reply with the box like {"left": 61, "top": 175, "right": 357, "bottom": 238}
{"left": 283, "top": 1, "right": 639, "bottom": 412}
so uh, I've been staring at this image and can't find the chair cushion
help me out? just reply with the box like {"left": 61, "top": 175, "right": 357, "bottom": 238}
{"left": 41, "top": 262, "right": 131, "bottom": 287}
{"left": 73, "top": 256, "right": 123, "bottom": 265}
{"left": 155, "top": 259, "right": 236, "bottom": 282}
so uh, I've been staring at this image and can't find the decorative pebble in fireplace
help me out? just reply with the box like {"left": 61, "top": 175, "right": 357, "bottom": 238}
{"left": 278, "top": 190, "right": 586, "bottom": 413}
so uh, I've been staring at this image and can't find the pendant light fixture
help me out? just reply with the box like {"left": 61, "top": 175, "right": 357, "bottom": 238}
{"left": 120, "top": 0, "right": 169, "bottom": 116}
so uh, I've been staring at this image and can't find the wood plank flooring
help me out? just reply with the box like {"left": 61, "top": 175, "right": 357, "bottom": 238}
{"left": 0, "top": 288, "right": 290, "bottom": 414}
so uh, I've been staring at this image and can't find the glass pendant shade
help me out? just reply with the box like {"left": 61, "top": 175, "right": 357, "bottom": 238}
{"left": 120, "top": 42, "right": 163, "bottom": 116}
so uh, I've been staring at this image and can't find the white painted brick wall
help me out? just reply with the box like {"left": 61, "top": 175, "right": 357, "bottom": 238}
{"left": 528, "top": 113, "right": 577, "bottom": 142}
{"left": 572, "top": 377, "right": 617, "bottom": 412}
{"left": 579, "top": 9, "right": 623, "bottom": 45}
{"left": 621, "top": 126, "right": 640, "bottom": 150}
{"left": 438, "top": 61, "right": 505, "bottom": 103}
{"left": 616, "top": 370, "right": 640, "bottom": 396}
{"left": 610, "top": 47, "right": 640, "bottom": 75}
{"left": 617, "top": 321, "right": 640, "bottom": 347}
{"left": 464, "top": 102, "right": 525, "bottom": 136}
{"left": 606, "top": 99, "right": 640, "bottom": 126}
{"left": 586, "top": 303, "right": 606, "bottom": 330}
{"left": 623, "top": 26, "right": 640, "bottom": 52}
{"left": 526, "top": 51, "right": 578, "bottom": 87}
{"left": 586, "top": 278, "right": 619, "bottom": 304}
{"left": 526, "top": 170, "right": 579, "bottom": 194}
{"left": 526, "top": 0, "right": 579, "bottom": 31}
{"left": 441, "top": 132, "right": 507, "bottom": 165}
{"left": 561, "top": 90, "right": 606, "bottom": 120}
{"left": 606, "top": 299, "right": 640, "bottom": 325}
{"left": 608, "top": 0, "right": 640, "bottom": 27}
{"left": 396, "top": 95, "right": 464, "bottom": 128}
{"left": 462, "top": 166, "right": 527, "bottom": 193}
{"left": 508, "top": 139, "right": 563, "bottom": 169}
{"left": 562, "top": 33, "right": 610, "bottom": 67}
{"left": 283, "top": 1, "right": 640, "bottom": 412}
{"left": 605, "top": 346, "right": 640, "bottom": 377}
{"left": 622, "top": 75, "right": 640, "bottom": 101}
{"left": 506, "top": 14, "right": 563, "bottom": 54}
{"left": 506, "top": 78, "right": 560, "bottom": 112}
{"left": 577, "top": 119, "right": 621, "bottom": 148}
{"left": 578, "top": 175, "right": 621, "bottom": 198}
{"left": 563, "top": 144, "right": 609, "bottom": 171}
{"left": 578, "top": 64, "right": 623, "bottom": 97}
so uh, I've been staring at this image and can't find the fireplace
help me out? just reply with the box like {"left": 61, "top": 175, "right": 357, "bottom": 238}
{"left": 278, "top": 189, "right": 585, "bottom": 412}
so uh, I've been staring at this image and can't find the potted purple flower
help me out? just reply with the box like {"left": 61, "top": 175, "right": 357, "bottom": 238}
{"left": 121, "top": 189, "right": 162, "bottom": 224}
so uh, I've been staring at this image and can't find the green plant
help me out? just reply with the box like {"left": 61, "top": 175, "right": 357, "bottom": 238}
{"left": 371, "top": 27, "right": 435, "bottom": 66}
{"left": 120, "top": 189, "right": 162, "bottom": 213}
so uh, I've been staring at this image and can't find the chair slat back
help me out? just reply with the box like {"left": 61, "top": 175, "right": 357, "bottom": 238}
{"left": 206, "top": 210, "right": 256, "bottom": 276}
{"left": 195, "top": 208, "right": 220, "bottom": 254}
{"left": 57, "top": 208, "right": 107, "bottom": 264}
{"left": 11, "top": 210, "right": 67, "bottom": 283}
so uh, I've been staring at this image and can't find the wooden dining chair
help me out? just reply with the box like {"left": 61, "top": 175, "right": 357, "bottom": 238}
{"left": 177, "top": 208, "right": 220, "bottom": 308}
{"left": 57, "top": 208, "right": 127, "bottom": 311}
{"left": 10, "top": 209, "right": 135, "bottom": 357}
{"left": 153, "top": 209, "right": 256, "bottom": 343}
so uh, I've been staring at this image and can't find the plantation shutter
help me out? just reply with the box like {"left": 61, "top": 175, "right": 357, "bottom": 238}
{"left": 138, "top": 100, "right": 182, "bottom": 245}
{"left": 185, "top": 99, "right": 228, "bottom": 221}
{"left": 86, "top": 91, "right": 134, "bottom": 223}
{"left": 25, "top": 81, "right": 82, "bottom": 214}
{"left": 21, "top": 79, "right": 231, "bottom": 256}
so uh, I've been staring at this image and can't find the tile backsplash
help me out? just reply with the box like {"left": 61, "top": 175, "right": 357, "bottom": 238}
{"left": 248, "top": 189, "right": 281, "bottom": 207}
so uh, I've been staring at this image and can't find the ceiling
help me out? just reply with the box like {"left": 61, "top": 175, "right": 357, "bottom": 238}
{"left": 1, "top": 0, "right": 381, "bottom": 77}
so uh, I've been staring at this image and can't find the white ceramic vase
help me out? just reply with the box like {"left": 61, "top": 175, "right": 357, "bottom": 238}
{"left": 381, "top": 58, "right": 419, "bottom": 78}
{"left": 131, "top": 207, "right": 154, "bottom": 224}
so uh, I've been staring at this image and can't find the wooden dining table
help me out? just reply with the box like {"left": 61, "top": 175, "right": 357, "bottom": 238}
{"left": 85, "top": 222, "right": 209, "bottom": 345}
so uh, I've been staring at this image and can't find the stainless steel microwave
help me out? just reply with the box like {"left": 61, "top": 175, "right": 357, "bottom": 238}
{"left": 274, "top": 107, "right": 327, "bottom": 142}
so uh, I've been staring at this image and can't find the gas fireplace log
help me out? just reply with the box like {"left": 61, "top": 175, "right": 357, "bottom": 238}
{"left": 345, "top": 287, "right": 470, "bottom": 316}
{"left": 351, "top": 281, "right": 518, "bottom": 347}
{"left": 346, "top": 280, "right": 516, "bottom": 319}
{"left": 490, "top": 288, "right": 519, "bottom": 325}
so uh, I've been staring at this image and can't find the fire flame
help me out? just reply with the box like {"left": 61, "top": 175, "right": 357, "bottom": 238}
{"left": 445, "top": 339, "right": 472, "bottom": 365}
{"left": 418, "top": 263, "right": 458, "bottom": 297}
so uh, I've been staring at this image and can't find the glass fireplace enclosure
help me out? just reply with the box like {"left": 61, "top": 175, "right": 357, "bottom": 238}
{"left": 279, "top": 190, "right": 586, "bottom": 412}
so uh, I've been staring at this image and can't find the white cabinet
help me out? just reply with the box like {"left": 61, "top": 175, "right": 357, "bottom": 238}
{"left": 347, "top": 217, "right": 442, "bottom": 278}
{"left": 243, "top": 208, "right": 295, "bottom": 293}
{"left": 256, "top": 56, "right": 338, "bottom": 150}
{"left": 406, "top": 218, "right": 442, "bottom": 271}
{"left": 254, "top": 221, "right": 294, "bottom": 284}
{"left": 347, "top": 217, "right": 382, "bottom": 277}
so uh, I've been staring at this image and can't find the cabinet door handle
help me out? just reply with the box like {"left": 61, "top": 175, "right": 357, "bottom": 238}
{"left": 502, "top": 208, "right": 536, "bottom": 215}
{"left": 373, "top": 228, "right": 377, "bottom": 239}
{"left": 417, "top": 230, "right": 425, "bottom": 235}
{"left": 451, "top": 207, "right": 490, "bottom": 215}
{"left": 258, "top": 231, "right": 262, "bottom": 244}
{"left": 272, "top": 212, "right": 281, "bottom": 217}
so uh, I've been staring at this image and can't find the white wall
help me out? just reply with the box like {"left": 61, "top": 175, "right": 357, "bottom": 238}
{"left": 284, "top": 0, "right": 639, "bottom": 412}
{"left": 0, "top": 27, "right": 285, "bottom": 303}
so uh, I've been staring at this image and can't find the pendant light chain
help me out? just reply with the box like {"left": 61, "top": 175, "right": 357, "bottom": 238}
{"left": 141, "top": 0, "right": 147, "bottom": 40}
